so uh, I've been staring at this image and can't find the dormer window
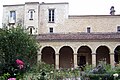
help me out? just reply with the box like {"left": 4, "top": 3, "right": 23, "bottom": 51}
{"left": 28, "top": 9, "right": 35, "bottom": 20}
{"left": 48, "top": 9, "right": 55, "bottom": 23}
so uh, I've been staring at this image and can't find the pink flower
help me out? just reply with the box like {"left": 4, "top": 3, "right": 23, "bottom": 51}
{"left": 8, "top": 78, "right": 16, "bottom": 80}
{"left": 16, "top": 59, "right": 24, "bottom": 65}
{"left": 19, "top": 65, "right": 24, "bottom": 69}
{"left": 16, "top": 59, "right": 24, "bottom": 69}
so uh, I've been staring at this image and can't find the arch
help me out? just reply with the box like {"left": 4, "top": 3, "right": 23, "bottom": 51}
{"left": 96, "top": 46, "right": 110, "bottom": 64}
{"left": 114, "top": 45, "right": 120, "bottom": 63}
{"left": 77, "top": 46, "right": 92, "bottom": 66}
{"left": 41, "top": 46, "right": 55, "bottom": 66}
{"left": 76, "top": 45, "right": 93, "bottom": 53}
{"left": 95, "top": 44, "right": 112, "bottom": 53}
{"left": 59, "top": 46, "right": 74, "bottom": 68}
{"left": 40, "top": 45, "right": 56, "bottom": 54}
{"left": 59, "top": 45, "right": 75, "bottom": 54}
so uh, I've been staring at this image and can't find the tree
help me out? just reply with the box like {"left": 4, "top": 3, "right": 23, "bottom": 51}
{"left": 0, "top": 26, "right": 39, "bottom": 76}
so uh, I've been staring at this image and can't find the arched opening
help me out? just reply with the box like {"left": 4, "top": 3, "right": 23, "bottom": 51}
{"left": 114, "top": 45, "right": 120, "bottom": 63}
{"left": 59, "top": 46, "right": 74, "bottom": 68}
{"left": 96, "top": 46, "right": 110, "bottom": 64}
{"left": 41, "top": 46, "right": 55, "bottom": 66}
{"left": 77, "top": 46, "right": 92, "bottom": 67}
{"left": 27, "top": 26, "right": 35, "bottom": 34}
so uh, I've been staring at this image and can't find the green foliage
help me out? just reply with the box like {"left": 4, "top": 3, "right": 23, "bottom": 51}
{"left": 22, "top": 62, "right": 120, "bottom": 80}
{"left": 23, "top": 62, "right": 80, "bottom": 80}
{"left": 82, "top": 61, "right": 120, "bottom": 80}
{"left": 86, "top": 74, "right": 114, "bottom": 80}
{"left": 0, "top": 26, "right": 39, "bottom": 78}
{"left": 0, "top": 26, "right": 39, "bottom": 64}
{"left": 0, "top": 73, "right": 10, "bottom": 80}
{"left": 115, "top": 68, "right": 120, "bottom": 74}
{"left": 84, "top": 64, "right": 93, "bottom": 73}
{"left": 23, "top": 62, "right": 55, "bottom": 80}
{"left": 31, "top": 61, "right": 55, "bottom": 73}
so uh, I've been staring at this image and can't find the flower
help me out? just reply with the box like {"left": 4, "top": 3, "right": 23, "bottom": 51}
{"left": 16, "top": 59, "right": 24, "bottom": 65}
{"left": 113, "top": 73, "right": 119, "bottom": 77}
{"left": 5, "top": 59, "right": 25, "bottom": 80}
{"left": 15, "top": 59, "right": 24, "bottom": 69}
{"left": 50, "top": 71, "right": 53, "bottom": 74}
{"left": 8, "top": 78, "right": 16, "bottom": 80}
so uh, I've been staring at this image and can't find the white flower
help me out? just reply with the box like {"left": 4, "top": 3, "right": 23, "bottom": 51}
{"left": 58, "top": 70, "right": 60, "bottom": 72}
{"left": 113, "top": 73, "right": 119, "bottom": 77}
{"left": 50, "top": 71, "right": 53, "bottom": 73}
{"left": 71, "top": 68, "right": 74, "bottom": 70}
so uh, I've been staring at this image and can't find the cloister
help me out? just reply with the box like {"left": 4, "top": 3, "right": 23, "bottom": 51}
{"left": 37, "top": 33, "right": 120, "bottom": 69}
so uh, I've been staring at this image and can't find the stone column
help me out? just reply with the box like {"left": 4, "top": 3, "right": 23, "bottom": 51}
{"left": 37, "top": 54, "right": 41, "bottom": 63}
{"left": 55, "top": 54, "right": 59, "bottom": 69}
{"left": 74, "top": 53, "right": 78, "bottom": 68}
{"left": 37, "top": 50, "right": 41, "bottom": 62}
{"left": 110, "top": 53, "right": 115, "bottom": 67}
{"left": 92, "top": 53, "right": 96, "bottom": 67}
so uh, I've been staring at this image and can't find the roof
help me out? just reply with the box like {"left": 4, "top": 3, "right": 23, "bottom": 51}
{"left": 40, "top": 2, "right": 68, "bottom": 5}
{"left": 25, "top": 2, "right": 39, "bottom": 4}
{"left": 35, "top": 33, "right": 120, "bottom": 41}
{"left": 68, "top": 15, "right": 120, "bottom": 19}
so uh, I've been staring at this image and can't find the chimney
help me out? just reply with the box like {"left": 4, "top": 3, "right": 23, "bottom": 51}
{"left": 110, "top": 6, "right": 115, "bottom": 15}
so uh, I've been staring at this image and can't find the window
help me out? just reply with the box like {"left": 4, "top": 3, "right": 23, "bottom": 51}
{"left": 117, "top": 26, "right": 120, "bottom": 32}
{"left": 30, "top": 11, "right": 33, "bottom": 20}
{"left": 30, "top": 28, "right": 33, "bottom": 34}
{"left": 49, "top": 27, "right": 53, "bottom": 33}
{"left": 87, "top": 27, "right": 91, "bottom": 33}
{"left": 28, "top": 9, "right": 35, "bottom": 20}
{"left": 27, "top": 26, "right": 35, "bottom": 34}
{"left": 10, "top": 11, "right": 16, "bottom": 21}
{"left": 48, "top": 9, "right": 55, "bottom": 22}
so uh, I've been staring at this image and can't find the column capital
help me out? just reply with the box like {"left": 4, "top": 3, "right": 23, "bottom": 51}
{"left": 55, "top": 53, "right": 59, "bottom": 55}
{"left": 110, "top": 53, "right": 114, "bottom": 55}
{"left": 92, "top": 53, "right": 96, "bottom": 55}
{"left": 38, "top": 54, "right": 41, "bottom": 55}
{"left": 74, "top": 53, "right": 77, "bottom": 55}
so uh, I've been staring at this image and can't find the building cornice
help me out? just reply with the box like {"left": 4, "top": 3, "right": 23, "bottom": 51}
{"left": 3, "top": 4, "right": 24, "bottom": 7}
{"left": 3, "top": 2, "right": 68, "bottom": 7}
{"left": 35, "top": 32, "right": 120, "bottom": 41}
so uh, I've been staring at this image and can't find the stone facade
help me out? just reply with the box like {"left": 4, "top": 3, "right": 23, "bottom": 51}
{"left": 2, "top": 2, "right": 120, "bottom": 69}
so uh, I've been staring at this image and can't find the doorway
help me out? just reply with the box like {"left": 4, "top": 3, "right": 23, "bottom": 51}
{"left": 79, "top": 56, "right": 86, "bottom": 66}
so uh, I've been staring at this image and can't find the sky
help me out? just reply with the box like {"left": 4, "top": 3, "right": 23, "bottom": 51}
{"left": 0, "top": 0, "right": 120, "bottom": 27}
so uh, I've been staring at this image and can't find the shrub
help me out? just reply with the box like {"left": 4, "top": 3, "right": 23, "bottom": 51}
{"left": 0, "top": 26, "right": 39, "bottom": 79}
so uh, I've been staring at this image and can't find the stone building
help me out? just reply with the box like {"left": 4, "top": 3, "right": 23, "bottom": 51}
{"left": 2, "top": 2, "right": 120, "bottom": 69}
